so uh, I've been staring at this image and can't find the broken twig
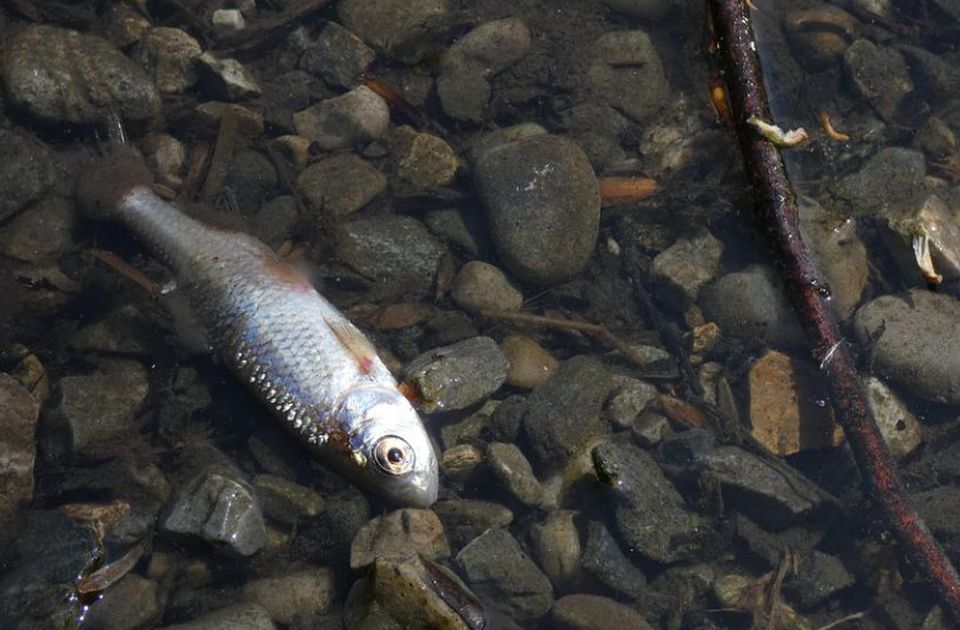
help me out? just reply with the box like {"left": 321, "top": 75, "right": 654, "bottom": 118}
{"left": 708, "top": 0, "right": 960, "bottom": 622}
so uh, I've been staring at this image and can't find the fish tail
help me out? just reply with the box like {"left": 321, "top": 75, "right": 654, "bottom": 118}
{"left": 75, "top": 150, "right": 154, "bottom": 221}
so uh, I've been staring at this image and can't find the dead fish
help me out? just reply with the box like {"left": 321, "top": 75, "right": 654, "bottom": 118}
{"left": 76, "top": 151, "right": 439, "bottom": 507}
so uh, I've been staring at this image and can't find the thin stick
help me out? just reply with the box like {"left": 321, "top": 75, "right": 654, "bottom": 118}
{"left": 477, "top": 308, "right": 656, "bottom": 367}
{"left": 199, "top": 106, "right": 239, "bottom": 204}
{"left": 87, "top": 248, "right": 162, "bottom": 296}
{"left": 708, "top": 0, "right": 960, "bottom": 622}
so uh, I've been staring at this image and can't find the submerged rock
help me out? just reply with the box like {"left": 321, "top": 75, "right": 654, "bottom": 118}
{"left": 672, "top": 431, "right": 834, "bottom": 531}
{"left": 783, "top": 551, "right": 854, "bottom": 611}
{"left": 748, "top": 350, "right": 843, "bottom": 456}
{"left": 0, "top": 196, "right": 74, "bottom": 264}
{"left": 853, "top": 290, "right": 960, "bottom": 404}
{"left": 161, "top": 449, "right": 267, "bottom": 556}
{"left": 437, "top": 18, "right": 531, "bottom": 121}
{"left": 592, "top": 441, "right": 712, "bottom": 564}
{"left": 455, "top": 528, "right": 554, "bottom": 625}
{"left": 46, "top": 360, "right": 150, "bottom": 459}
{"left": 83, "top": 574, "right": 161, "bottom": 630}
{"left": 432, "top": 499, "right": 513, "bottom": 550}
{"left": 242, "top": 568, "right": 336, "bottom": 625}
{"left": 486, "top": 442, "right": 544, "bottom": 507}
{"left": 0, "top": 510, "right": 101, "bottom": 628}
{"left": 389, "top": 126, "right": 460, "bottom": 194}
{"left": 862, "top": 376, "right": 922, "bottom": 458}
{"left": 549, "top": 594, "right": 655, "bottom": 630}
{"left": 844, "top": 39, "right": 913, "bottom": 122}
{"left": 586, "top": 30, "right": 669, "bottom": 122}
{"left": 581, "top": 521, "right": 648, "bottom": 603}
{"left": 337, "top": 0, "right": 448, "bottom": 57}
{"left": 0, "top": 374, "right": 40, "bottom": 524}
{"left": 3, "top": 25, "right": 160, "bottom": 124}
{"left": 161, "top": 602, "right": 275, "bottom": 629}
{"left": 299, "top": 22, "right": 375, "bottom": 89}
{"left": 0, "top": 130, "right": 55, "bottom": 224}
{"left": 134, "top": 27, "right": 201, "bottom": 94}
{"left": 529, "top": 510, "right": 581, "bottom": 589}
{"left": 472, "top": 133, "right": 600, "bottom": 285}
{"left": 522, "top": 356, "right": 612, "bottom": 468}
{"left": 499, "top": 335, "right": 559, "bottom": 390}
{"left": 700, "top": 264, "right": 804, "bottom": 350}
{"left": 451, "top": 261, "right": 523, "bottom": 314}
{"left": 350, "top": 509, "right": 450, "bottom": 569}
{"left": 253, "top": 474, "right": 325, "bottom": 525}
{"left": 404, "top": 336, "right": 509, "bottom": 411}
{"left": 831, "top": 147, "right": 927, "bottom": 218}
{"left": 296, "top": 153, "right": 386, "bottom": 217}
{"left": 336, "top": 215, "right": 447, "bottom": 295}
{"left": 345, "top": 555, "right": 472, "bottom": 630}
{"left": 651, "top": 230, "right": 724, "bottom": 312}
{"left": 293, "top": 86, "right": 390, "bottom": 150}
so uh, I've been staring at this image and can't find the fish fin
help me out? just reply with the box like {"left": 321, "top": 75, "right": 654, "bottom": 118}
{"left": 326, "top": 317, "right": 377, "bottom": 374}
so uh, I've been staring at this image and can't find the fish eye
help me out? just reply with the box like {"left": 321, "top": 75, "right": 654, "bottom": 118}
{"left": 373, "top": 436, "right": 415, "bottom": 475}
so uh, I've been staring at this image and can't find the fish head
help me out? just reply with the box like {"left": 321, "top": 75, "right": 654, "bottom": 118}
{"left": 338, "top": 384, "right": 439, "bottom": 507}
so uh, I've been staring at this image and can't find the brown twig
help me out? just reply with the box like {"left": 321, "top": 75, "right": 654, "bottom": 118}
{"left": 476, "top": 309, "right": 656, "bottom": 368}
{"left": 87, "top": 249, "right": 163, "bottom": 297}
{"left": 199, "top": 106, "right": 239, "bottom": 204}
{"left": 708, "top": 0, "right": 960, "bottom": 622}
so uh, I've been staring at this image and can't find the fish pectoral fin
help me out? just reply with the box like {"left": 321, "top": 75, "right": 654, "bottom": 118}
{"left": 326, "top": 317, "right": 377, "bottom": 374}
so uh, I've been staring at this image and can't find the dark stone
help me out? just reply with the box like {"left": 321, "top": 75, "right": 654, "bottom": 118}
{"left": 783, "top": 551, "right": 855, "bottom": 611}
{"left": 853, "top": 290, "right": 960, "bottom": 404}
{"left": 522, "top": 356, "right": 612, "bottom": 468}
{"left": 0, "top": 510, "right": 101, "bottom": 628}
{"left": 455, "top": 528, "right": 554, "bottom": 624}
{"left": 581, "top": 521, "right": 648, "bottom": 603}
{"left": 593, "top": 441, "right": 714, "bottom": 564}
{"left": 0, "top": 130, "right": 55, "bottom": 223}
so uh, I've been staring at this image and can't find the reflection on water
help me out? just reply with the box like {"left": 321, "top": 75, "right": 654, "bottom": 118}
{"left": 1, "top": 0, "right": 959, "bottom": 628}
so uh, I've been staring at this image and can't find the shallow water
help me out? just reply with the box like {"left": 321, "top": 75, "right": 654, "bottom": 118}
{"left": 2, "top": 0, "right": 960, "bottom": 629}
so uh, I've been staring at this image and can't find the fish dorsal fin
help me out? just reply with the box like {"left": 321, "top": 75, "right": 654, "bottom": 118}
{"left": 326, "top": 317, "right": 376, "bottom": 374}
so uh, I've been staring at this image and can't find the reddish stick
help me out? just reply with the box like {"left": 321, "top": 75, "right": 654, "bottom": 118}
{"left": 708, "top": 0, "right": 960, "bottom": 622}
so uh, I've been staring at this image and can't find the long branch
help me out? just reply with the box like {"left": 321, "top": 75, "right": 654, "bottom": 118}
{"left": 707, "top": 0, "right": 960, "bottom": 621}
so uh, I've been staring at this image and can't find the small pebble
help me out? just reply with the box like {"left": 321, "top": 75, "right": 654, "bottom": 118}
{"left": 197, "top": 53, "right": 262, "bottom": 101}
{"left": 451, "top": 261, "right": 523, "bottom": 314}
{"left": 293, "top": 85, "right": 390, "bottom": 150}
{"left": 242, "top": 568, "right": 336, "bottom": 625}
{"left": 296, "top": 153, "right": 386, "bottom": 217}
{"left": 350, "top": 508, "right": 450, "bottom": 569}
{"left": 135, "top": 27, "right": 201, "bottom": 94}
{"left": 161, "top": 602, "right": 275, "bottom": 629}
{"left": 486, "top": 442, "right": 544, "bottom": 506}
{"left": 299, "top": 22, "right": 375, "bottom": 89}
{"left": 337, "top": 0, "right": 449, "bottom": 56}
{"left": 336, "top": 215, "right": 447, "bottom": 295}
{"left": 549, "top": 593, "right": 655, "bottom": 630}
{"left": 404, "top": 336, "right": 509, "bottom": 411}
{"left": 253, "top": 474, "right": 325, "bottom": 525}
{"left": 142, "top": 133, "right": 186, "bottom": 189}
{"left": 212, "top": 9, "right": 246, "bottom": 34}
{"left": 389, "top": 126, "right": 460, "bottom": 194}
{"left": 440, "top": 443, "right": 484, "bottom": 481}
{"left": 456, "top": 528, "right": 554, "bottom": 625}
{"left": 499, "top": 334, "right": 559, "bottom": 390}
{"left": 529, "top": 510, "right": 581, "bottom": 590}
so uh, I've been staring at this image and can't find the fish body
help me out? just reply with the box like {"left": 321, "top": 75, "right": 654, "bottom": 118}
{"left": 77, "top": 153, "right": 438, "bottom": 507}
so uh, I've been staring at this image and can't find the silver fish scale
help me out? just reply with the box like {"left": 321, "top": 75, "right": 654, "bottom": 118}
{"left": 118, "top": 188, "right": 397, "bottom": 443}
